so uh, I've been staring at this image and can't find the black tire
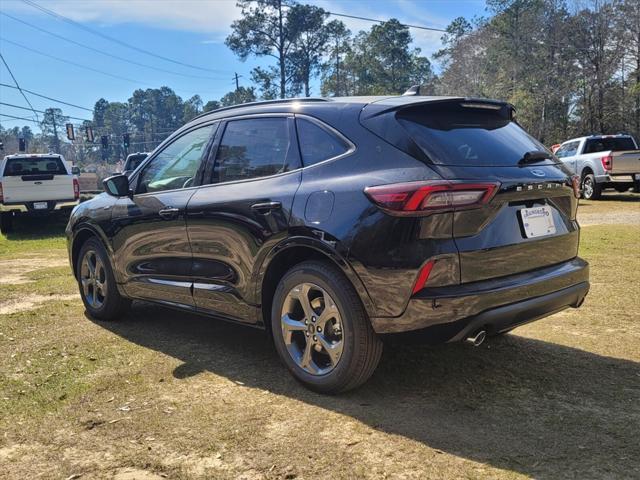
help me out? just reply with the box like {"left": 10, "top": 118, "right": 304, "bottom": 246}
{"left": 581, "top": 174, "right": 602, "bottom": 200}
{"left": 76, "top": 237, "right": 130, "bottom": 321}
{"left": 633, "top": 180, "right": 640, "bottom": 194}
{"left": 271, "top": 261, "right": 383, "bottom": 394}
{"left": 0, "top": 213, "right": 13, "bottom": 234}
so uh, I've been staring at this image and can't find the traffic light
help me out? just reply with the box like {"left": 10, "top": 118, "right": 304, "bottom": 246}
{"left": 123, "top": 133, "right": 130, "bottom": 149}
{"left": 19, "top": 138, "right": 26, "bottom": 152}
{"left": 85, "top": 126, "right": 94, "bottom": 143}
{"left": 100, "top": 135, "right": 109, "bottom": 149}
{"left": 66, "top": 123, "right": 75, "bottom": 141}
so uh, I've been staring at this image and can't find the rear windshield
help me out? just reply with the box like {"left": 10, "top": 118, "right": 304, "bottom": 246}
{"left": 397, "top": 103, "right": 551, "bottom": 167}
{"left": 3, "top": 157, "right": 67, "bottom": 176}
{"left": 584, "top": 137, "right": 636, "bottom": 154}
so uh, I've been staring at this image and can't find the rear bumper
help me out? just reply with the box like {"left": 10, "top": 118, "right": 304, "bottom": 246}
{"left": 0, "top": 200, "right": 79, "bottom": 213}
{"left": 595, "top": 174, "right": 639, "bottom": 184}
{"left": 371, "top": 257, "right": 589, "bottom": 342}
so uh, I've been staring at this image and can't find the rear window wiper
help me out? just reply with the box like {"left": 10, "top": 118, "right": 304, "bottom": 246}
{"left": 518, "top": 150, "right": 552, "bottom": 165}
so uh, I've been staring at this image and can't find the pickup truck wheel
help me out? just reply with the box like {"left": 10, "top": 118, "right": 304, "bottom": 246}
{"left": 77, "top": 238, "right": 130, "bottom": 321}
{"left": 581, "top": 174, "right": 602, "bottom": 200}
{"left": 271, "top": 261, "right": 383, "bottom": 394}
{"left": 0, "top": 213, "right": 13, "bottom": 234}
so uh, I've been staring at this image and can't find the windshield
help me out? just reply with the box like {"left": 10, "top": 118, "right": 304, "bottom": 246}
{"left": 584, "top": 137, "right": 636, "bottom": 153}
{"left": 3, "top": 157, "right": 67, "bottom": 176}
{"left": 397, "top": 103, "right": 552, "bottom": 167}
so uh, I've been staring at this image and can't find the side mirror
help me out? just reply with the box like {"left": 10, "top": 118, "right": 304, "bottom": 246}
{"left": 103, "top": 174, "right": 132, "bottom": 198}
{"left": 71, "top": 166, "right": 81, "bottom": 175}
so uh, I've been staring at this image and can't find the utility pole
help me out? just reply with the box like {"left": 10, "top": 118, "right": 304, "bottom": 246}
{"left": 51, "top": 114, "right": 60, "bottom": 154}
{"left": 234, "top": 72, "right": 240, "bottom": 91}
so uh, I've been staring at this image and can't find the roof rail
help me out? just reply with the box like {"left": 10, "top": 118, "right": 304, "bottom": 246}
{"left": 191, "top": 97, "right": 330, "bottom": 122}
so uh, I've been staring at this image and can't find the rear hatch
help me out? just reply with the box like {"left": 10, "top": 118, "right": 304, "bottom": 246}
{"left": 362, "top": 98, "right": 579, "bottom": 284}
{"left": 2, "top": 156, "right": 74, "bottom": 204}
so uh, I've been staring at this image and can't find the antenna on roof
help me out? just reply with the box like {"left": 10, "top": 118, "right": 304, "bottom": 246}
{"left": 402, "top": 85, "right": 421, "bottom": 96}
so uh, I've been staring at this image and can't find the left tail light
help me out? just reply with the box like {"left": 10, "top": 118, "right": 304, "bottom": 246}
{"left": 73, "top": 178, "right": 80, "bottom": 200}
{"left": 601, "top": 155, "right": 613, "bottom": 171}
{"left": 364, "top": 181, "right": 499, "bottom": 215}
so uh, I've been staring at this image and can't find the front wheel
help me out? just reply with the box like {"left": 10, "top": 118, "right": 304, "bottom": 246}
{"left": 581, "top": 174, "right": 602, "bottom": 200}
{"left": 77, "top": 237, "right": 130, "bottom": 320}
{"left": 271, "top": 261, "right": 383, "bottom": 394}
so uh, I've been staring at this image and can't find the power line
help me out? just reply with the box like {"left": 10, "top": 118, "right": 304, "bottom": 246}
{"left": 0, "top": 52, "right": 40, "bottom": 122}
{"left": 325, "top": 11, "right": 448, "bottom": 33}
{"left": 21, "top": 0, "right": 231, "bottom": 74}
{"left": 0, "top": 12, "right": 230, "bottom": 81}
{"left": 0, "top": 112, "right": 40, "bottom": 125}
{"left": 0, "top": 101, "right": 91, "bottom": 122}
{"left": 0, "top": 82, "right": 94, "bottom": 112}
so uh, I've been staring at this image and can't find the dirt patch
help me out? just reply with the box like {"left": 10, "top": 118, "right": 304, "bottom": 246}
{"left": 0, "top": 293, "right": 78, "bottom": 315}
{"left": 113, "top": 468, "right": 166, "bottom": 480}
{"left": 578, "top": 209, "right": 640, "bottom": 226}
{"left": 0, "top": 256, "right": 69, "bottom": 284}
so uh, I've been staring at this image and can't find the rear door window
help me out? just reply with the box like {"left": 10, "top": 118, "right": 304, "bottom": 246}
{"left": 396, "top": 103, "right": 551, "bottom": 167}
{"left": 3, "top": 157, "right": 66, "bottom": 176}
{"left": 556, "top": 141, "right": 580, "bottom": 158}
{"left": 295, "top": 118, "right": 350, "bottom": 166}
{"left": 213, "top": 117, "right": 298, "bottom": 183}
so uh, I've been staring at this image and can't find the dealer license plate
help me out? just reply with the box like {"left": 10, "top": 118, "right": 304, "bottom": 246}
{"left": 520, "top": 205, "right": 556, "bottom": 238}
{"left": 33, "top": 202, "right": 48, "bottom": 210}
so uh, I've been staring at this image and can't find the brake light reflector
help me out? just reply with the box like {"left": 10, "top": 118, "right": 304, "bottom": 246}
{"left": 364, "top": 181, "right": 499, "bottom": 215}
{"left": 412, "top": 260, "right": 435, "bottom": 295}
{"left": 73, "top": 178, "right": 80, "bottom": 200}
{"left": 601, "top": 155, "right": 613, "bottom": 171}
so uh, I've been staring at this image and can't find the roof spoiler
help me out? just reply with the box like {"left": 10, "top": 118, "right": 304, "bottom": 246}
{"left": 402, "top": 85, "right": 421, "bottom": 96}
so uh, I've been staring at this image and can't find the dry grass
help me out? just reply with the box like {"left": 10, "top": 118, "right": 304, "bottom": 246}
{"left": 1, "top": 203, "right": 639, "bottom": 479}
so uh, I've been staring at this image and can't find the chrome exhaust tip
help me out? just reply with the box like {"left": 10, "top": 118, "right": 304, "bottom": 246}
{"left": 465, "top": 330, "right": 486, "bottom": 347}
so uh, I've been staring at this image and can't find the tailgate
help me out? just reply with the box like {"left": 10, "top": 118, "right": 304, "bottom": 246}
{"left": 2, "top": 175, "right": 74, "bottom": 203}
{"left": 610, "top": 151, "right": 640, "bottom": 175}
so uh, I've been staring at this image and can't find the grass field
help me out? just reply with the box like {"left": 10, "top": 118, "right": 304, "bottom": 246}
{"left": 1, "top": 194, "right": 639, "bottom": 479}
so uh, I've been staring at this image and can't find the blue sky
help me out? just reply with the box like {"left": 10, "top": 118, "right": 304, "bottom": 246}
{"left": 0, "top": 0, "right": 487, "bottom": 131}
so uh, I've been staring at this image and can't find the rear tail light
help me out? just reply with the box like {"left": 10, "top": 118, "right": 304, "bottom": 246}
{"left": 601, "top": 155, "right": 613, "bottom": 171}
{"left": 364, "top": 181, "right": 499, "bottom": 215}
{"left": 412, "top": 260, "right": 435, "bottom": 295}
{"left": 0, "top": 181, "right": 3, "bottom": 203}
{"left": 73, "top": 178, "right": 80, "bottom": 200}
{"left": 570, "top": 175, "right": 581, "bottom": 199}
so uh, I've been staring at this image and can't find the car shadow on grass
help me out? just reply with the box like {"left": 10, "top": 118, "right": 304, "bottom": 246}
{"left": 2, "top": 215, "right": 68, "bottom": 241}
{"left": 89, "top": 303, "right": 640, "bottom": 479}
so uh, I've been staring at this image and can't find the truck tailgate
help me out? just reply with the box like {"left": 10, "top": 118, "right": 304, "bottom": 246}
{"left": 611, "top": 150, "right": 640, "bottom": 175}
{"left": 2, "top": 175, "right": 75, "bottom": 203}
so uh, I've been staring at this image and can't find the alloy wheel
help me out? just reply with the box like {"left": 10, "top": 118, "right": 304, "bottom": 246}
{"left": 80, "top": 250, "right": 107, "bottom": 309}
{"left": 280, "top": 282, "right": 344, "bottom": 375}
{"left": 582, "top": 177, "right": 594, "bottom": 199}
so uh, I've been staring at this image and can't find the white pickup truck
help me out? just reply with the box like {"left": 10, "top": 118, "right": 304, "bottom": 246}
{"left": 555, "top": 134, "right": 640, "bottom": 199}
{"left": 0, "top": 153, "right": 80, "bottom": 233}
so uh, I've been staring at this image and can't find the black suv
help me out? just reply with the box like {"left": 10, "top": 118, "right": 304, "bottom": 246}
{"left": 66, "top": 95, "right": 589, "bottom": 393}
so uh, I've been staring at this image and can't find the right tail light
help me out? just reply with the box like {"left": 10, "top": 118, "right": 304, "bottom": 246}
{"left": 601, "top": 155, "right": 613, "bottom": 171}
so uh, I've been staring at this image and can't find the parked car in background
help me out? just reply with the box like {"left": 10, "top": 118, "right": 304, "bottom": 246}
{"left": 122, "top": 152, "right": 148, "bottom": 176}
{"left": 1, "top": 153, "right": 80, "bottom": 233}
{"left": 555, "top": 134, "right": 640, "bottom": 199}
{"left": 66, "top": 95, "right": 589, "bottom": 393}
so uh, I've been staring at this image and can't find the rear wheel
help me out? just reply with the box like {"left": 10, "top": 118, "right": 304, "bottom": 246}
{"left": 0, "top": 213, "right": 13, "bottom": 234}
{"left": 77, "top": 237, "right": 130, "bottom": 320}
{"left": 633, "top": 180, "right": 640, "bottom": 194}
{"left": 581, "top": 174, "right": 601, "bottom": 200}
{"left": 271, "top": 261, "right": 383, "bottom": 394}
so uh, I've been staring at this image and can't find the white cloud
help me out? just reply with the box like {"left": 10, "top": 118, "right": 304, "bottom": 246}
{"left": 8, "top": 0, "right": 242, "bottom": 37}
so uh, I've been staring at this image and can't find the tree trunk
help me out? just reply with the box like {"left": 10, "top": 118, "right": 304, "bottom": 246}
{"left": 278, "top": 0, "right": 286, "bottom": 99}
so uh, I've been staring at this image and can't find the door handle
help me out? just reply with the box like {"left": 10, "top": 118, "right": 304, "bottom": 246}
{"left": 158, "top": 207, "right": 180, "bottom": 219}
{"left": 251, "top": 201, "right": 281, "bottom": 213}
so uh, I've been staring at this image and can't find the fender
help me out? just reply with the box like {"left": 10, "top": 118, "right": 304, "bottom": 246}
{"left": 70, "top": 222, "right": 115, "bottom": 278}
{"left": 253, "top": 234, "right": 376, "bottom": 319}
